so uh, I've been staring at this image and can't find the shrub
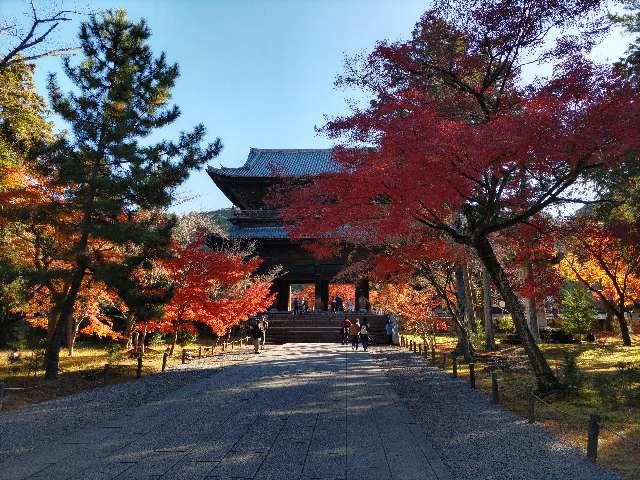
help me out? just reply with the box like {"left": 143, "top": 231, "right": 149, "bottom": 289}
{"left": 107, "top": 343, "right": 124, "bottom": 365}
{"left": 560, "top": 283, "right": 595, "bottom": 338}
{"left": 177, "top": 329, "right": 197, "bottom": 346}
{"left": 560, "top": 354, "right": 583, "bottom": 394}
{"left": 495, "top": 314, "right": 514, "bottom": 333}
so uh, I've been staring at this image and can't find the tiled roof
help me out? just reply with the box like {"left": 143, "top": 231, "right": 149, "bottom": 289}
{"left": 208, "top": 148, "right": 340, "bottom": 178}
{"left": 228, "top": 225, "right": 289, "bottom": 239}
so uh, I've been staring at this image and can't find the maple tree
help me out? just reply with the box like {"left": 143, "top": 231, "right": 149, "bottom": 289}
{"left": 160, "top": 231, "right": 275, "bottom": 354}
{"left": 283, "top": 0, "right": 640, "bottom": 392}
{"left": 560, "top": 219, "right": 640, "bottom": 346}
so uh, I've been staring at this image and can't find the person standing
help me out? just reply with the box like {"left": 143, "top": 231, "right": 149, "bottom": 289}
{"left": 251, "top": 318, "right": 262, "bottom": 354}
{"left": 346, "top": 299, "right": 354, "bottom": 312}
{"left": 293, "top": 297, "right": 300, "bottom": 315}
{"left": 360, "top": 320, "right": 370, "bottom": 351}
{"left": 261, "top": 316, "right": 269, "bottom": 350}
{"left": 302, "top": 298, "right": 309, "bottom": 313}
{"left": 341, "top": 317, "right": 352, "bottom": 345}
{"left": 349, "top": 319, "right": 361, "bottom": 350}
{"left": 385, "top": 318, "right": 394, "bottom": 345}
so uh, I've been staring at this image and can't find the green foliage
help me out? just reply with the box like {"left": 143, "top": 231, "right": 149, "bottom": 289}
{"left": 495, "top": 314, "right": 514, "bottom": 333}
{"left": 560, "top": 354, "right": 583, "bottom": 394}
{"left": 177, "top": 329, "right": 197, "bottom": 346}
{"left": 107, "top": 343, "right": 124, "bottom": 364}
{"left": 470, "top": 317, "right": 486, "bottom": 349}
{"left": 560, "top": 283, "right": 595, "bottom": 337}
{"left": 146, "top": 332, "right": 165, "bottom": 347}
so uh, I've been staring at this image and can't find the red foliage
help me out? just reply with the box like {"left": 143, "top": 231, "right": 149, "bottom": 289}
{"left": 159, "top": 233, "right": 274, "bottom": 336}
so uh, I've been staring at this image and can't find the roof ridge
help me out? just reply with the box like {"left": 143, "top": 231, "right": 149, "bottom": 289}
{"left": 250, "top": 148, "right": 333, "bottom": 152}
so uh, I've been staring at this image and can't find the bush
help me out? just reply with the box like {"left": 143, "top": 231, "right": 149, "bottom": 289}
{"left": 147, "top": 332, "right": 165, "bottom": 347}
{"left": 107, "top": 343, "right": 124, "bottom": 364}
{"left": 539, "top": 327, "right": 575, "bottom": 344}
{"left": 495, "top": 314, "right": 514, "bottom": 333}
{"left": 561, "top": 354, "right": 583, "bottom": 394}
{"left": 560, "top": 283, "right": 595, "bottom": 338}
{"left": 177, "top": 329, "right": 197, "bottom": 346}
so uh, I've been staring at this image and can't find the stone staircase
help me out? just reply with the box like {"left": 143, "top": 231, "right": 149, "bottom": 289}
{"left": 262, "top": 312, "right": 389, "bottom": 344}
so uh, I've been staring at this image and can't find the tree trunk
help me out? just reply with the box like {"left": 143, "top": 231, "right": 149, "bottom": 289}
{"left": 140, "top": 323, "right": 147, "bottom": 355}
{"left": 525, "top": 298, "right": 541, "bottom": 343}
{"left": 462, "top": 264, "right": 477, "bottom": 332}
{"left": 169, "top": 328, "right": 179, "bottom": 356}
{"left": 482, "top": 268, "right": 496, "bottom": 351}
{"left": 474, "top": 237, "right": 561, "bottom": 393}
{"left": 44, "top": 270, "right": 84, "bottom": 379}
{"left": 615, "top": 310, "right": 632, "bottom": 346}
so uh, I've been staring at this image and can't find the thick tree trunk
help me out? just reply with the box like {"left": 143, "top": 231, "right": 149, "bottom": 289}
{"left": 482, "top": 268, "right": 496, "bottom": 351}
{"left": 474, "top": 237, "right": 561, "bottom": 393}
{"left": 615, "top": 310, "right": 632, "bottom": 346}
{"left": 525, "top": 298, "right": 541, "bottom": 343}
{"left": 140, "top": 323, "right": 147, "bottom": 355}
{"left": 453, "top": 317, "right": 475, "bottom": 361}
{"left": 44, "top": 270, "right": 84, "bottom": 379}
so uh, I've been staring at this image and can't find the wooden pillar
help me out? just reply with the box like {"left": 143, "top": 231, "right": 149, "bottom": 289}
{"left": 314, "top": 280, "right": 329, "bottom": 311}
{"left": 355, "top": 278, "right": 370, "bottom": 311}
{"left": 276, "top": 281, "right": 290, "bottom": 312}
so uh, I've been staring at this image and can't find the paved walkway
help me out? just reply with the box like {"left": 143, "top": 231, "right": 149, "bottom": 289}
{"left": 1, "top": 344, "right": 450, "bottom": 480}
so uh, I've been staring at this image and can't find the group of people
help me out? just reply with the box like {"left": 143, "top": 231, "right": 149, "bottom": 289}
{"left": 340, "top": 317, "right": 371, "bottom": 351}
{"left": 292, "top": 297, "right": 309, "bottom": 315}
{"left": 249, "top": 315, "right": 269, "bottom": 353}
{"left": 340, "top": 317, "right": 395, "bottom": 351}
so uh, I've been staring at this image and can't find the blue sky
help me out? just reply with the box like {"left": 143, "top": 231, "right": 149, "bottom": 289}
{"left": 2, "top": 0, "right": 634, "bottom": 214}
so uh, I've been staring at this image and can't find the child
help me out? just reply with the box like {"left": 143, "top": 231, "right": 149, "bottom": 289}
{"left": 360, "top": 320, "right": 369, "bottom": 351}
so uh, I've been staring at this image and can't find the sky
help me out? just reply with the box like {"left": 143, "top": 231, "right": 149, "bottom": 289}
{"left": 1, "top": 0, "right": 635, "bottom": 214}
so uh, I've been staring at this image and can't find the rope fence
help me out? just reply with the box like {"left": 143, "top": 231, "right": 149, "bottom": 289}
{"left": 398, "top": 335, "right": 640, "bottom": 470}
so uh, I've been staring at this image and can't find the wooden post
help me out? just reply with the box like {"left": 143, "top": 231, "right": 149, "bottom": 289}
{"left": 103, "top": 364, "right": 110, "bottom": 385}
{"left": 0, "top": 381, "right": 5, "bottom": 410}
{"left": 441, "top": 353, "right": 446, "bottom": 370}
{"left": 222, "top": 342, "right": 226, "bottom": 351}
{"left": 423, "top": 345, "right": 429, "bottom": 359}
{"left": 199, "top": 346, "right": 202, "bottom": 359}
{"left": 527, "top": 386, "right": 535, "bottom": 423}
{"left": 491, "top": 371, "right": 499, "bottom": 403}
{"left": 182, "top": 348, "right": 187, "bottom": 364}
{"left": 136, "top": 354, "right": 143, "bottom": 379}
{"left": 431, "top": 346, "right": 436, "bottom": 366}
{"left": 418, "top": 344, "right": 423, "bottom": 355}
{"left": 469, "top": 363, "right": 475, "bottom": 389}
{"left": 587, "top": 413, "right": 600, "bottom": 461}
{"left": 240, "top": 339, "right": 243, "bottom": 347}
{"left": 162, "top": 352, "right": 168, "bottom": 372}
{"left": 452, "top": 355, "right": 457, "bottom": 377}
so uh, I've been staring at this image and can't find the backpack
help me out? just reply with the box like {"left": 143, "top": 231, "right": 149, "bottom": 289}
{"left": 360, "top": 325, "right": 368, "bottom": 335}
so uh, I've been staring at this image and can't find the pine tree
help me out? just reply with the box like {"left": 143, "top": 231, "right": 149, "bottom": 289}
{"left": 31, "top": 9, "right": 221, "bottom": 378}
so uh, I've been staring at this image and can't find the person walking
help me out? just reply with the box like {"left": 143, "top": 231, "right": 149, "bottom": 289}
{"left": 293, "top": 297, "right": 300, "bottom": 315}
{"left": 349, "top": 319, "right": 361, "bottom": 350}
{"left": 385, "top": 318, "right": 394, "bottom": 345}
{"left": 341, "top": 317, "right": 352, "bottom": 345}
{"left": 360, "top": 320, "right": 370, "bottom": 351}
{"left": 250, "top": 318, "right": 262, "bottom": 354}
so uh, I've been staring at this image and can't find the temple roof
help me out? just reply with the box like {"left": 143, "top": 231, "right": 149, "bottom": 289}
{"left": 229, "top": 224, "right": 289, "bottom": 239}
{"left": 208, "top": 148, "right": 340, "bottom": 178}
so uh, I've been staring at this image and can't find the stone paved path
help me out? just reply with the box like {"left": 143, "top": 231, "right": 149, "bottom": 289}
{"left": 1, "top": 344, "right": 450, "bottom": 480}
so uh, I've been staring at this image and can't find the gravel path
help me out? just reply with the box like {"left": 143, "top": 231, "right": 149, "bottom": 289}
{"left": 370, "top": 346, "right": 619, "bottom": 480}
{"left": 0, "top": 344, "right": 619, "bottom": 480}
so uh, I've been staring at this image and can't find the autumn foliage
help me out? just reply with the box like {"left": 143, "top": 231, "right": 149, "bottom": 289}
{"left": 159, "top": 232, "right": 274, "bottom": 346}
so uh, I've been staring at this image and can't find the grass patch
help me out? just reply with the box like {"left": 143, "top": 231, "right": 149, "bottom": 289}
{"left": 0, "top": 340, "right": 228, "bottom": 411}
